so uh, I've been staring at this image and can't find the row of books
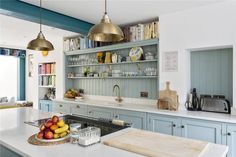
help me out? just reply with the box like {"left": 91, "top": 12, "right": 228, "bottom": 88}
{"left": 39, "top": 76, "right": 56, "bottom": 87}
{"left": 39, "top": 63, "right": 55, "bottom": 74}
{"left": 0, "top": 47, "right": 26, "bottom": 58}
{"left": 122, "top": 21, "right": 159, "bottom": 42}
{"left": 63, "top": 36, "right": 97, "bottom": 52}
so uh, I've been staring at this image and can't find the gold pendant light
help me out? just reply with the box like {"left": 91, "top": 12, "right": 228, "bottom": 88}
{"left": 87, "top": 0, "right": 124, "bottom": 42}
{"left": 27, "top": 0, "right": 54, "bottom": 51}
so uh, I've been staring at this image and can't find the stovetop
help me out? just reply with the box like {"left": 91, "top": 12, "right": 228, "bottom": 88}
{"left": 25, "top": 114, "right": 131, "bottom": 136}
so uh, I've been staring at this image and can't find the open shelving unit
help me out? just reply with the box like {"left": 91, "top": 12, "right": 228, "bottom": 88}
{"left": 64, "top": 38, "right": 159, "bottom": 99}
{"left": 38, "top": 62, "right": 56, "bottom": 112}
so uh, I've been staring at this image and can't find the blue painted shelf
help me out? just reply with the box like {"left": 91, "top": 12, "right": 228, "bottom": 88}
{"left": 65, "top": 38, "right": 159, "bottom": 55}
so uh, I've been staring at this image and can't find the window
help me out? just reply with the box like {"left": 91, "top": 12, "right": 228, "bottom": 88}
{"left": 0, "top": 55, "right": 18, "bottom": 100}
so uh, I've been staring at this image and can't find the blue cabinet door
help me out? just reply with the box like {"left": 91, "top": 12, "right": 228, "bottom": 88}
{"left": 181, "top": 119, "right": 222, "bottom": 144}
{"left": 147, "top": 114, "right": 182, "bottom": 136}
{"left": 87, "top": 106, "right": 114, "bottom": 119}
{"left": 227, "top": 124, "right": 236, "bottom": 157}
{"left": 114, "top": 109, "right": 147, "bottom": 130}
{"left": 0, "top": 144, "right": 22, "bottom": 157}
{"left": 39, "top": 100, "right": 52, "bottom": 112}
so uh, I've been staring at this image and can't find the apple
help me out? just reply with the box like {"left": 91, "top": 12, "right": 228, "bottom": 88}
{"left": 45, "top": 120, "right": 54, "bottom": 128}
{"left": 50, "top": 124, "right": 58, "bottom": 131}
{"left": 37, "top": 131, "right": 44, "bottom": 139}
{"left": 44, "top": 131, "right": 54, "bottom": 139}
{"left": 51, "top": 115, "right": 59, "bottom": 123}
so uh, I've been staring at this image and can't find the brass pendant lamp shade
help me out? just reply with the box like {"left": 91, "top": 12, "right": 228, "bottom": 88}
{"left": 87, "top": 0, "right": 124, "bottom": 42}
{"left": 27, "top": 0, "right": 54, "bottom": 51}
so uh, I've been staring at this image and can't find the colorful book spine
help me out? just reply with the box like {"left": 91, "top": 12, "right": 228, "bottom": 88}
{"left": 46, "top": 64, "right": 51, "bottom": 74}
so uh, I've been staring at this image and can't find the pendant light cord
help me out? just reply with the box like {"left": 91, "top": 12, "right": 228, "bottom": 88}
{"left": 105, "top": 0, "right": 107, "bottom": 14}
{"left": 40, "top": 0, "right": 42, "bottom": 32}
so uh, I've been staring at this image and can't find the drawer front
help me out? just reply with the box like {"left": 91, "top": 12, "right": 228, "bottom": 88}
{"left": 52, "top": 102, "right": 70, "bottom": 114}
{"left": 87, "top": 106, "right": 114, "bottom": 119}
{"left": 71, "top": 104, "right": 88, "bottom": 116}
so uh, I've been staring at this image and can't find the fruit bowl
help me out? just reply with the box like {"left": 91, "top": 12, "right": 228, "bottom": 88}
{"left": 35, "top": 115, "right": 70, "bottom": 142}
{"left": 35, "top": 134, "right": 70, "bottom": 142}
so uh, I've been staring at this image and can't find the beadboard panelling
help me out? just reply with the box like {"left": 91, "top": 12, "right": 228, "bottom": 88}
{"left": 191, "top": 48, "right": 233, "bottom": 104}
{"left": 73, "top": 78, "right": 158, "bottom": 99}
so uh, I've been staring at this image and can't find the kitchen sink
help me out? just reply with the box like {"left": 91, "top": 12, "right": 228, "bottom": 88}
{"left": 25, "top": 114, "right": 131, "bottom": 136}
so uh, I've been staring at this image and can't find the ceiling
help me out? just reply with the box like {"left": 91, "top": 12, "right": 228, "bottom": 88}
{"left": 20, "top": 0, "right": 228, "bottom": 25}
{"left": 0, "top": 14, "right": 76, "bottom": 48}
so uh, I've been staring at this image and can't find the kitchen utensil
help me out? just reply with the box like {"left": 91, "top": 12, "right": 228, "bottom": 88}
{"left": 201, "top": 96, "right": 231, "bottom": 114}
{"left": 96, "top": 52, "right": 104, "bottom": 63}
{"left": 145, "top": 52, "right": 154, "bottom": 60}
{"left": 145, "top": 67, "right": 157, "bottom": 76}
{"left": 105, "top": 52, "right": 112, "bottom": 63}
{"left": 104, "top": 129, "right": 208, "bottom": 157}
{"left": 158, "top": 82, "right": 179, "bottom": 111}
{"left": 129, "top": 47, "right": 143, "bottom": 62}
{"left": 78, "top": 127, "right": 101, "bottom": 146}
{"left": 185, "top": 88, "right": 200, "bottom": 111}
{"left": 70, "top": 123, "right": 81, "bottom": 144}
{"left": 112, "top": 53, "right": 118, "bottom": 63}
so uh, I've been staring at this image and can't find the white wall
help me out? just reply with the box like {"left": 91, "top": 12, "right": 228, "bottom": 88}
{"left": 0, "top": 15, "right": 76, "bottom": 109}
{"left": 26, "top": 36, "right": 64, "bottom": 109}
{"left": 159, "top": 1, "right": 236, "bottom": 109}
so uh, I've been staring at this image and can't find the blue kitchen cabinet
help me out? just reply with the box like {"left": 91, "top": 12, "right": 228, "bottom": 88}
{"left": 181, "top": 118, "right": 222, "bottom": 144}
{"left": 226, "top": 124, "right": 236, "bottom": 157}
{"left": 87, "top": 106, "right": 114, "bottom": 119}
{"left": 147, "top": 114, "right": 182, "bottom": 136}
{"left": 0, "top": 144, "right": 22, "bottom": 157}
{"left": 70, "top": 103, "right": 88, "bottom": 116}
{"left": 39, "top": 100, "right": 52, "bottom": 112}
{"left": 114, "top": 109, "right": 147, "bottom": 130}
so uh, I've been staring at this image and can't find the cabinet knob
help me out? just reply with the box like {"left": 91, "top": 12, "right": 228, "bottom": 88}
{"left": 76, "top": 105, "right": 80, "bottom": 108}
{"left": 88, "top": 111, "right": 92, "bottom": 114}
{"left": 227, "top": 132, "right": 231, "bottom": 136}
{"left": 172, "top": 124, "right": 176, "bottom": 127}
{"left": 181, "top": 125, "right": 185, "bottom": 128}
{"left": 59, "top": 104, "right": 63, "bottom": 107}
{"left": 115, "top": 115, "right": 118, "bottom": 119}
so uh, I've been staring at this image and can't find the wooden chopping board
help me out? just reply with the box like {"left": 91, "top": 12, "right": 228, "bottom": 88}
{"left": 158, "top": 82, "right": 179, "bottom": 110}
{"left": 104, "top": 129, "right": 208, "bottom": 157}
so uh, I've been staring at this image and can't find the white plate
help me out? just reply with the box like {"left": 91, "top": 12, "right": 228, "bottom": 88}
{"left": 35, "top": 134, "right": 70, "bottom": 143}
{"left": 129, "top": 47, "right": 143, "bottom": 62}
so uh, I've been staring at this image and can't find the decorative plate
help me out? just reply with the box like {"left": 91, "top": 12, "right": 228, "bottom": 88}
{"left": 35, "top": 134, "right": 70, "bottom": 143}
{"left": 129, "top": 47, "right": 143, "bottom": 62}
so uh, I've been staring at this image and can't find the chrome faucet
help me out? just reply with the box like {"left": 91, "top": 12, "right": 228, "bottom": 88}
{"left": 113, "top": 84, "right": 123, "bottom": 103}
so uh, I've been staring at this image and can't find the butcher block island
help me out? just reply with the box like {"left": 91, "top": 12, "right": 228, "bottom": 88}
{"left": 0, "top": 108, "right": 228, "bottom": 157}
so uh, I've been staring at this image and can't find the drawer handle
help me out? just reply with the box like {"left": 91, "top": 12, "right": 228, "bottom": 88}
{"left": 76, "top": 105, "right": 80, "bottom": 108}
{"left": 227, "top": 132, "right": 231, "bottom": 136}
{"left": 181, "top": 125, "right": 185, "bottom": 128}
{"left": 59, "top": 105, "right": 63, "bottom": 107}
{"left": 172, "top": 124, "right": 176, "bottom": 127}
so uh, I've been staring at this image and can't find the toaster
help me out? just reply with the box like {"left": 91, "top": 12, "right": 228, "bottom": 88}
{"left": 200, "top": 96, "right": 231, "bottom": 114}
